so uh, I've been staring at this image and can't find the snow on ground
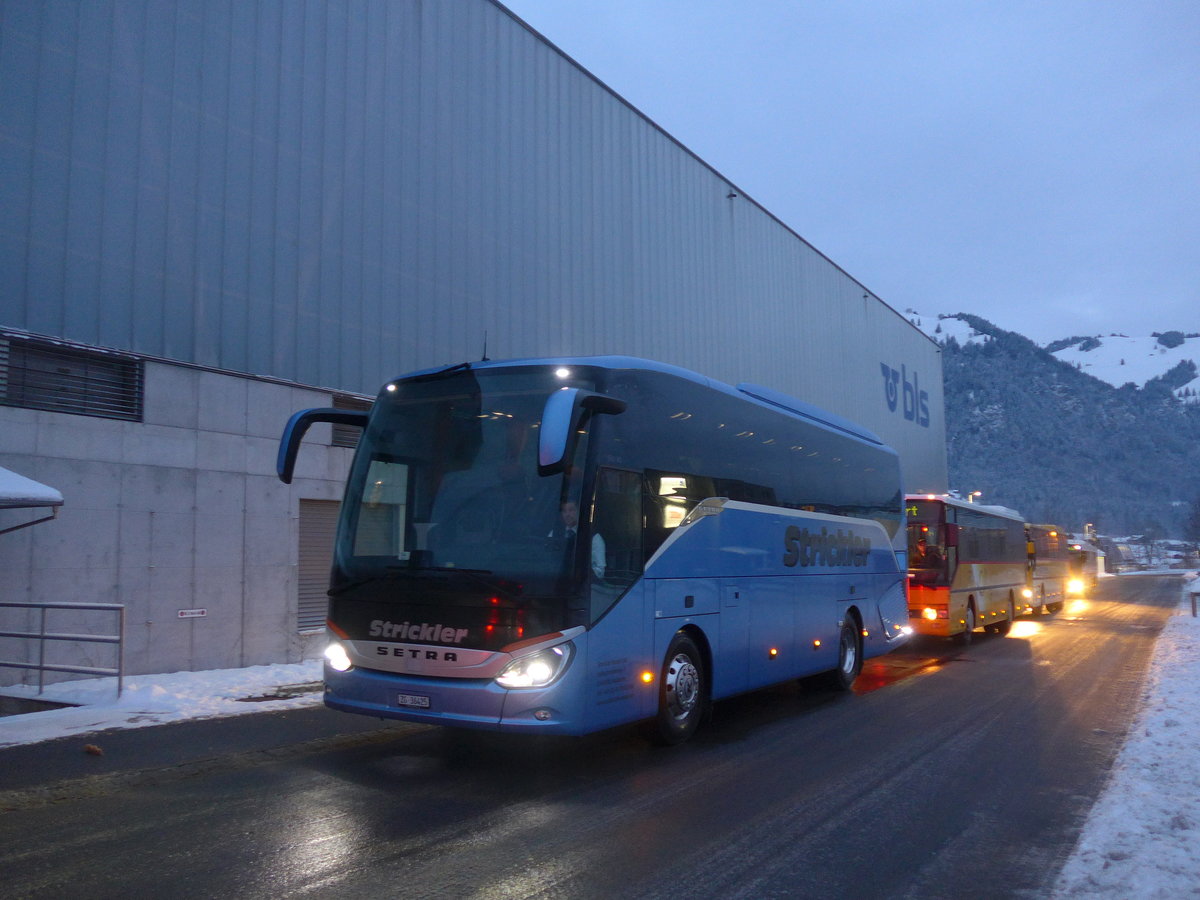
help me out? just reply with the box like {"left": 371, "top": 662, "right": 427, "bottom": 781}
{"left": 1053, "top": 572, "right": 1200, "bottom": 899}
{"left": 3, "top": 577, "right": 1200, "bottom": 896}
{"left": 0, "top": 660, "right": 322, "bottom": 749}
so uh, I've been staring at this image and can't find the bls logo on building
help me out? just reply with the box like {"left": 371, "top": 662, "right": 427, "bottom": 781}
{"left": 880, "top": 363, "right": 930, "bottom": 428}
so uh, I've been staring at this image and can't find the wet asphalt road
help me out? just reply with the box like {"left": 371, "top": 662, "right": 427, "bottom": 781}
{"left": 0, "top": 574, "right": 1183, "bottom": 899}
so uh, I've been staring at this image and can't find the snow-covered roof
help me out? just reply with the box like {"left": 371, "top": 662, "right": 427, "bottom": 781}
{"left": 0, "top": 466, "right": 64, "bottom": 509}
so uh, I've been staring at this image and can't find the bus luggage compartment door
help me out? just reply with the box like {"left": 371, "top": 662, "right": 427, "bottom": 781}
{"left": 653, "top": 580, "right": 719, "bottom": 618}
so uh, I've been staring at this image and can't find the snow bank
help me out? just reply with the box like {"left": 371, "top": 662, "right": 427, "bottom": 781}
{"left": 0, "top": 660, "right": 322, "bottom": 749}
{"left": 1053, "top": 573, "right": 1200, "bottom": 898}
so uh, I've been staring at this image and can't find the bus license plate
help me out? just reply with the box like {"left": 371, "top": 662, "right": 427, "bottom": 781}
{"left": 396, "top": 693, "right": 431, "bottom": 709}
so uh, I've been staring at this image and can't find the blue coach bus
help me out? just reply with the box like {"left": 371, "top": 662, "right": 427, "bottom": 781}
{"left": 278, "top": 357, "right": 910, "bottom": 743}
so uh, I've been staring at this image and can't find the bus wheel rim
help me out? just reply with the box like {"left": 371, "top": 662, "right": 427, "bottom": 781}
{"left": 665, "top": 653, "right": 699, "bottom": 719}
{"left": 841, "top": 629, "right": 858, "bottom": 675}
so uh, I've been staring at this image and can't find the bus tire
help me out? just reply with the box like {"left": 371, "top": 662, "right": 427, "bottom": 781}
{"left": 994, "top": 600, "right": 1014, "bottom": 636}
{"left": 648, "top": 632, "right": 706, "bottom": 745}
{"left": 823, "top": 618, "right": 862, "bottom": 691}
{"left": 955, "top": 604, "right": 976, "bottom": 645}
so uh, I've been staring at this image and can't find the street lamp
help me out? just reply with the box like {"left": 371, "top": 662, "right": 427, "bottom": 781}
{"left": 969, "top": 491, "right": 982, "bottom": 503}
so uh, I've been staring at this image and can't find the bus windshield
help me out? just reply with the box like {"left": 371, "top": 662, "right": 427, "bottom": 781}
{"left": 906, "top": 499, "right": 947, "bottom": 577}
{"left": 333, "top": 367, "right": 596, "bottom": 637}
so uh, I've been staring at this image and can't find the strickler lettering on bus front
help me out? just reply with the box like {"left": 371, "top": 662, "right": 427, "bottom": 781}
{"left": 782, "top": 525, "right": 871, "bottom": 568}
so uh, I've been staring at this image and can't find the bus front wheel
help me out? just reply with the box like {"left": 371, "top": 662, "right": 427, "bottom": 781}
{"left": 992, "top": 600, "right": 1015, "bottom": 636}
{"left": 648, "top": 633, "right": 707, "bottom": 745}
{"left": 955, "top": 605, "right": 976, "bottom": 645}
{"left": 823, "top": 618, "right": 863, "bottom": 691}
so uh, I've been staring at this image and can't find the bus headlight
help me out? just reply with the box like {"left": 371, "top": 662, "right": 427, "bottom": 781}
{"left": 325, "top": 641, "right": 353, "bottom": 672}
{"left": 496, "top": 643, "right": 574, "bottom": 689}
{"left": 1068, "top": 578, "right": 1085, "bottom": 595}
{"left": 1022, "top": 588, "right": 1034, "bottom": 599}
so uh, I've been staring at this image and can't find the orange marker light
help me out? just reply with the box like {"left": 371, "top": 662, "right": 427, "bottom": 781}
{"left": 640, "top": 671, "right": 654, "bottom": 684}
{"left": 813, "top": 639, "right": 822, "bottom": 649}
{"left": 769, "top": 647, "right": 778, "bottom": 658}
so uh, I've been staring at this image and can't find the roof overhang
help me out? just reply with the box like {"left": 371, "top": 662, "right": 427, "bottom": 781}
{"left": 0, "top": 467, "right": 63, "bottom": 536}
{"left": 0, "top": 467, "right": 63, "bottom": 509}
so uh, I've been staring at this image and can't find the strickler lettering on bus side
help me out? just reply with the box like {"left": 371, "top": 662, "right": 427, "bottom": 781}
{"left": 782, "top": 525, "right": 871, "bottom": 568}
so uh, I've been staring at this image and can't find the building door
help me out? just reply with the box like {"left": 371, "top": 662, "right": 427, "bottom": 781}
{"left": 298, "top": 499, "right": 339, "bottom": 631}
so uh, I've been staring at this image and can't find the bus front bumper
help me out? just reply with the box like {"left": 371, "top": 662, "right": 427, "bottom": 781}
{"left": 907, "top": 607, "right": 955, "bottom": 638}
{"left": 323, "top": 664, "right": 586, "bottom": 735}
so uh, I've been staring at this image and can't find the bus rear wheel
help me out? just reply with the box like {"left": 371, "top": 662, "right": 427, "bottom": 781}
{"left": 647, "top": 633, "right": 707, "bottom": 745}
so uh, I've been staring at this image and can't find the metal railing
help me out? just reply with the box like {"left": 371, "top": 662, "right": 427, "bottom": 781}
{"left": 0, "top": 601, "right": 125, "bottom": 697}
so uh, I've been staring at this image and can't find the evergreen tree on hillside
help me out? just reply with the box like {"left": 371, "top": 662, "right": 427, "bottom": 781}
{"left": 937, "top": 314, "right": 1200, "bottom": 535}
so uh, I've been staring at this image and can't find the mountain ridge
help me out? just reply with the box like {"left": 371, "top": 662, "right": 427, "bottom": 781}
{"left": 907, "top": 310, "right": 1200, "bottom": 400}
{"left": 905, "top": 312, "right": 1200, "bottom": 536}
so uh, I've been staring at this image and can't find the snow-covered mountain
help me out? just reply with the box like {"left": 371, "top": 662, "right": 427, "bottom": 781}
{"left": 1047, "top": 332, "right": 1199, "bottom": 402}
{"left": 898, "top": 311, "right": 1200, "bottom": 536}
{"left": 905, "top": 311, "right": 1200, "bottom": 403}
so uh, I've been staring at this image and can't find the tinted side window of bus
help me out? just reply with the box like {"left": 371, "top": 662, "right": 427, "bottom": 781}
{"left": 601, "top": 370, "right": 902, "bottom": 540}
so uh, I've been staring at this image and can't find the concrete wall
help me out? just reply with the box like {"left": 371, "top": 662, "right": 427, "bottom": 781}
{"left": 0, "top": 361, "right": 354, "bottom": 683}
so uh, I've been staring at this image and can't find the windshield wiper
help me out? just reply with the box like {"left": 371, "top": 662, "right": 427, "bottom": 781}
{"left": 330, "top": 564, "right": 502, "bottom": 597}
{"left": 387, "top": 564, "right": 500, "bottom": 591}
{"left": 388, "top": 564, "right": 493, "bottom": 575}
{"left": 327, "top": 567, "right": 442, "bottom": 596}
{"left": 328, "top": 575, "right": 383, "bottom": 597}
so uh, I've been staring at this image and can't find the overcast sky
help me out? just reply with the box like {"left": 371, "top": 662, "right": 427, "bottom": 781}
{"left": 502, "top": 0, "right": 1198, "bottom": 346}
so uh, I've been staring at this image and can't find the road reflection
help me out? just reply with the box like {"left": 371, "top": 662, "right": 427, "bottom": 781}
{"left": 1009, "top": 620, "right": 1043, "bottom": 638}
{"left": 854, "top": 614, "right": 1049, "bottom": 695}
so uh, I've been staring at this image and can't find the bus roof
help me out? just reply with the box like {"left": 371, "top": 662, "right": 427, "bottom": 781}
{"left": 1027, "top": 523, "right": 1068, "bottom": 534}
{"left": 394, "top": 355, "right": 891, "bottom": 450}
{"left": 906, "top": 493, "right": 1026, "bottom": 523}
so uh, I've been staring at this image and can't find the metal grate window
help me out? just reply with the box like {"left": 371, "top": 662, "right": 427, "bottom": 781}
{"left": 331, "top": 393, "right": 371, "bottom": 448}
{"left": 1, "top": 335, "right": 143, "bottom": 422}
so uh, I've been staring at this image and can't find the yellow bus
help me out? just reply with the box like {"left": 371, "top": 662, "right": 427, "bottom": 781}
{"left": 1067, "top": 538, "right": 1104, "bottom": 593}
{"left": 1025, "top": 523, "right": 1074, "bottom": 613}
{"left": 906, "top": 495, "right": 1028, "bottom": 644}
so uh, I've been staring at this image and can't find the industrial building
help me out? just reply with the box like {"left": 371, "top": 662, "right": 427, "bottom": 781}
{"left": 0, "top": 0, "right": 946, "bottom": 683}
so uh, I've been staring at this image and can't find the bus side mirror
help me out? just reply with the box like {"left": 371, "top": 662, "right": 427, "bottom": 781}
{"left": 944, "top": 523, "right": 960, "bottom": 548}
{"left": 538, "top": 389, "right": 626, "bottom": 476}
{"left": 278, "top": 408, "right": 370, "bottom": 484}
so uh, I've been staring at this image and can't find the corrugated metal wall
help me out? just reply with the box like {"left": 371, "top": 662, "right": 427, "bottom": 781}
{"left": 0, "top": 0, "right": 945, "bottom": 489}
